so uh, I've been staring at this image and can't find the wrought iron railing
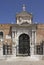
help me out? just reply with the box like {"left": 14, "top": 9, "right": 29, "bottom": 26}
{"left": 0, "top": 43, "right": 43, "bottom": 57}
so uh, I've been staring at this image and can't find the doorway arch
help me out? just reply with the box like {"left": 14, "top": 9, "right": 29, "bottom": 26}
{"left": 19, "top": 33, "right": 30, "bottom": 56}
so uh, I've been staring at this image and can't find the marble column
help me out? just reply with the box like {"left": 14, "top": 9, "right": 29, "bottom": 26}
{"left": 35, "top": 31, "right": 36, "bottom": 55}
{"left": 0, "top": 44, "right": 4, "bottom": 59}
{"left": 12, "top": 31, "right": 16, "bottom": 57}
{"left": 12, "top": 44, "right": 16, "bottom": 57}
{"left": 31, "top": 30, "right": 35, "bottom": 55}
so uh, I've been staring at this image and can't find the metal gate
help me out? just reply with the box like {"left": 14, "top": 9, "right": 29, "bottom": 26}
{"left": 16, "top": 34, "right": 30, "bottom": 56}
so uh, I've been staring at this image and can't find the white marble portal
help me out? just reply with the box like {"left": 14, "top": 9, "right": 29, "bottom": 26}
{"left": 12, "top": 27, "right": 36, "bottom": 57}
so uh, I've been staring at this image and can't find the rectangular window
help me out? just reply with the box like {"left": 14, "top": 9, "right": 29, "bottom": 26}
{"left": 0, "top": 32, "right": 3, "bottom": 41}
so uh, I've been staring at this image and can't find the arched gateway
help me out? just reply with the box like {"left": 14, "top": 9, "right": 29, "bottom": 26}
{"left": 19, "top": 33, "right": 30, "bottom": 56}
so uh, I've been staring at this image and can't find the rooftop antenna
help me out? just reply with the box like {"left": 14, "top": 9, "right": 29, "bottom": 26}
{"left": 22, "top": 4, "right": 26, "bottom": 11}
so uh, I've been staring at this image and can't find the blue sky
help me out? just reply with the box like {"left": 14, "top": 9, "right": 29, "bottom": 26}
{"left": 0, "top": 0, "right": 44, "bottom": 24}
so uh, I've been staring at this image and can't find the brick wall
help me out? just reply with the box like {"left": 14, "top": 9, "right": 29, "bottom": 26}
{"left": 0, "top": 24, "right": 44, "bottom": 46}
{"left": 0, "top": 24, "right": 12, "bottom": 45}
{"left": 36, "top": 24, "right": 44, "bottom": 45}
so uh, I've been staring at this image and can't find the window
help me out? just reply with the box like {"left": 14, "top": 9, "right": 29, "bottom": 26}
{"left": 0, "top": 32, "right": 3, "bottom": 41}
{"left": 3, "top": 44, "right": 12, "bottom": 55}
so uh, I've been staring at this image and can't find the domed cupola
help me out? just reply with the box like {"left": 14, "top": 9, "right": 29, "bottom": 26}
{"left": 16, "top": 4, "right": 33, "bottom": 25}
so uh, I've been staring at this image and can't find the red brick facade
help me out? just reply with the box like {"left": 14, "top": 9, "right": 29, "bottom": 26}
{"left": 0, "top": 24, "right": 44, "bottom": 46}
